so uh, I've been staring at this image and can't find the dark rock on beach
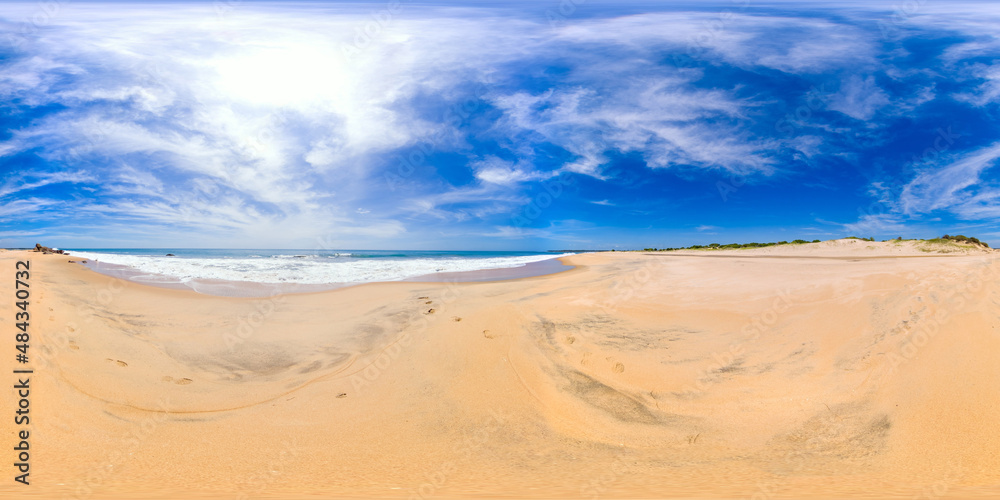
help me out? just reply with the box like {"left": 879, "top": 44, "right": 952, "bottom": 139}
{"left": 34, "top": 243, "right": 65, "bottom": 255}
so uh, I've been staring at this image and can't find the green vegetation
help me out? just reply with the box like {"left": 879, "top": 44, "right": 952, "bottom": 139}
{"left": 941, "top": 234, "right": 989, "bottom": 248}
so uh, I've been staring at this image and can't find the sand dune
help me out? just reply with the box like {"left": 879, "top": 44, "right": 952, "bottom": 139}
{"left": 2, "top": 242, "right": 1000, "bottom": 499}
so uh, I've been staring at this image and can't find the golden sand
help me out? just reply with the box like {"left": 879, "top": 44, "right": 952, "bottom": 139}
{"left": 2, "top": 240, "right": 999, "bottom": 499}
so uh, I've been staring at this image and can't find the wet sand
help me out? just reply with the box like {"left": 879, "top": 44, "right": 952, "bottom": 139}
{"left": 2, "top": 239, "right": 999, "bottom": 499}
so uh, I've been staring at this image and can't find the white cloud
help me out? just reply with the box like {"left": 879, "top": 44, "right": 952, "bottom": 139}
{"left": 482, "top": 226, "right": 550, "bottom": 239}
{"left": 840, "top": 213, "right": 908, "bottom": 235}
{"left": 838, "top": 142, "right": 1000, "bottom": 236}
{"left": 0, "top": 170, "right": 91, "bottom": 199}
{"left": 954, "top": 63, "right": 1000, "bottom": 107}
{"left": 402, "top": 185, "right": 530, "bottom": 223}
{"left": 828, "top": 75, "right": 891, "bottom": 120}
{"left": 1, "top": 8, "right": 465, "bottom": 242}
{"left": 899, "top": 142, "right": 1000, "bottom": 216}
{"left": 0, "top": 197, "right": 60, "bottom": 221}
{"left": 492, "top": 79, "right": 776, "bottom": 177}
{"left": 471, "top": 156, "right": 549, "bottom": 185}
{"left": 555, "top": 13, "right": 876, "bottom": 74}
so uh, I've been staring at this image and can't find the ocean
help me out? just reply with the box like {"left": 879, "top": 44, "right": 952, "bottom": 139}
{"left": 65, "top": 248, "right": 575, "bottom": 287}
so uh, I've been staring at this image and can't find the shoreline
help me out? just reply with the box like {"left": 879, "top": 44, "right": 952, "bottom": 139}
{"left": 67, "top": 251, "right": 579, "bottom": 297}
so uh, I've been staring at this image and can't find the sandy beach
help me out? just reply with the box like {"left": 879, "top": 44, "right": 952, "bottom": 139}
{"left": 3, "top": 240, "right": 1000, "bottom": 499}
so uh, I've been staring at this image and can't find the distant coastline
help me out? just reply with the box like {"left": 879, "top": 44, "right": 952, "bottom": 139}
{"left": 637, "top": 235, "right": 993, "bottom": 252}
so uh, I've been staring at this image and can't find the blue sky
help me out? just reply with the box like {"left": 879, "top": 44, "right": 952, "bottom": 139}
{"left": 2, "top": 1, "right": 1000, "bottom": 250}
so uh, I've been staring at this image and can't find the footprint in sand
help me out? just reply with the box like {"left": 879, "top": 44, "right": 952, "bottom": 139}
{"left": 452, "top": 317, "right": 462, "bottom": 322}
{"left": 67, "top": 326, "right": 75, "bottom": 333}
{"left": 162, "top": 376, "right": 174, "bottom": 382}
{"left": 612, "top": 362, "right": 625, "bottom": 373}
{"left": 566, "top": 336, "right": 576, "bottom": 344}
{"left": 483, "top": 329, "right": 495, "bottom": 339}
{"left": 175, "top": 378, "right": 193, "bottom": 385}
{"left": 425, "top": 308, "right": 436, "bottom": 314}
{"left": 68, "top": 341, "right": 79, "bottom": 351}
{"left": 116, "top": 360, "right": 128, "bottom": 367}
{"left": 417, "top": 296, "right": 429, "bottom": 300}
{"left": 425, "top": 301, "right": 433, "bottom": 304}
{"left": 337, "top": 393, "right": 347, "bottom": 398}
